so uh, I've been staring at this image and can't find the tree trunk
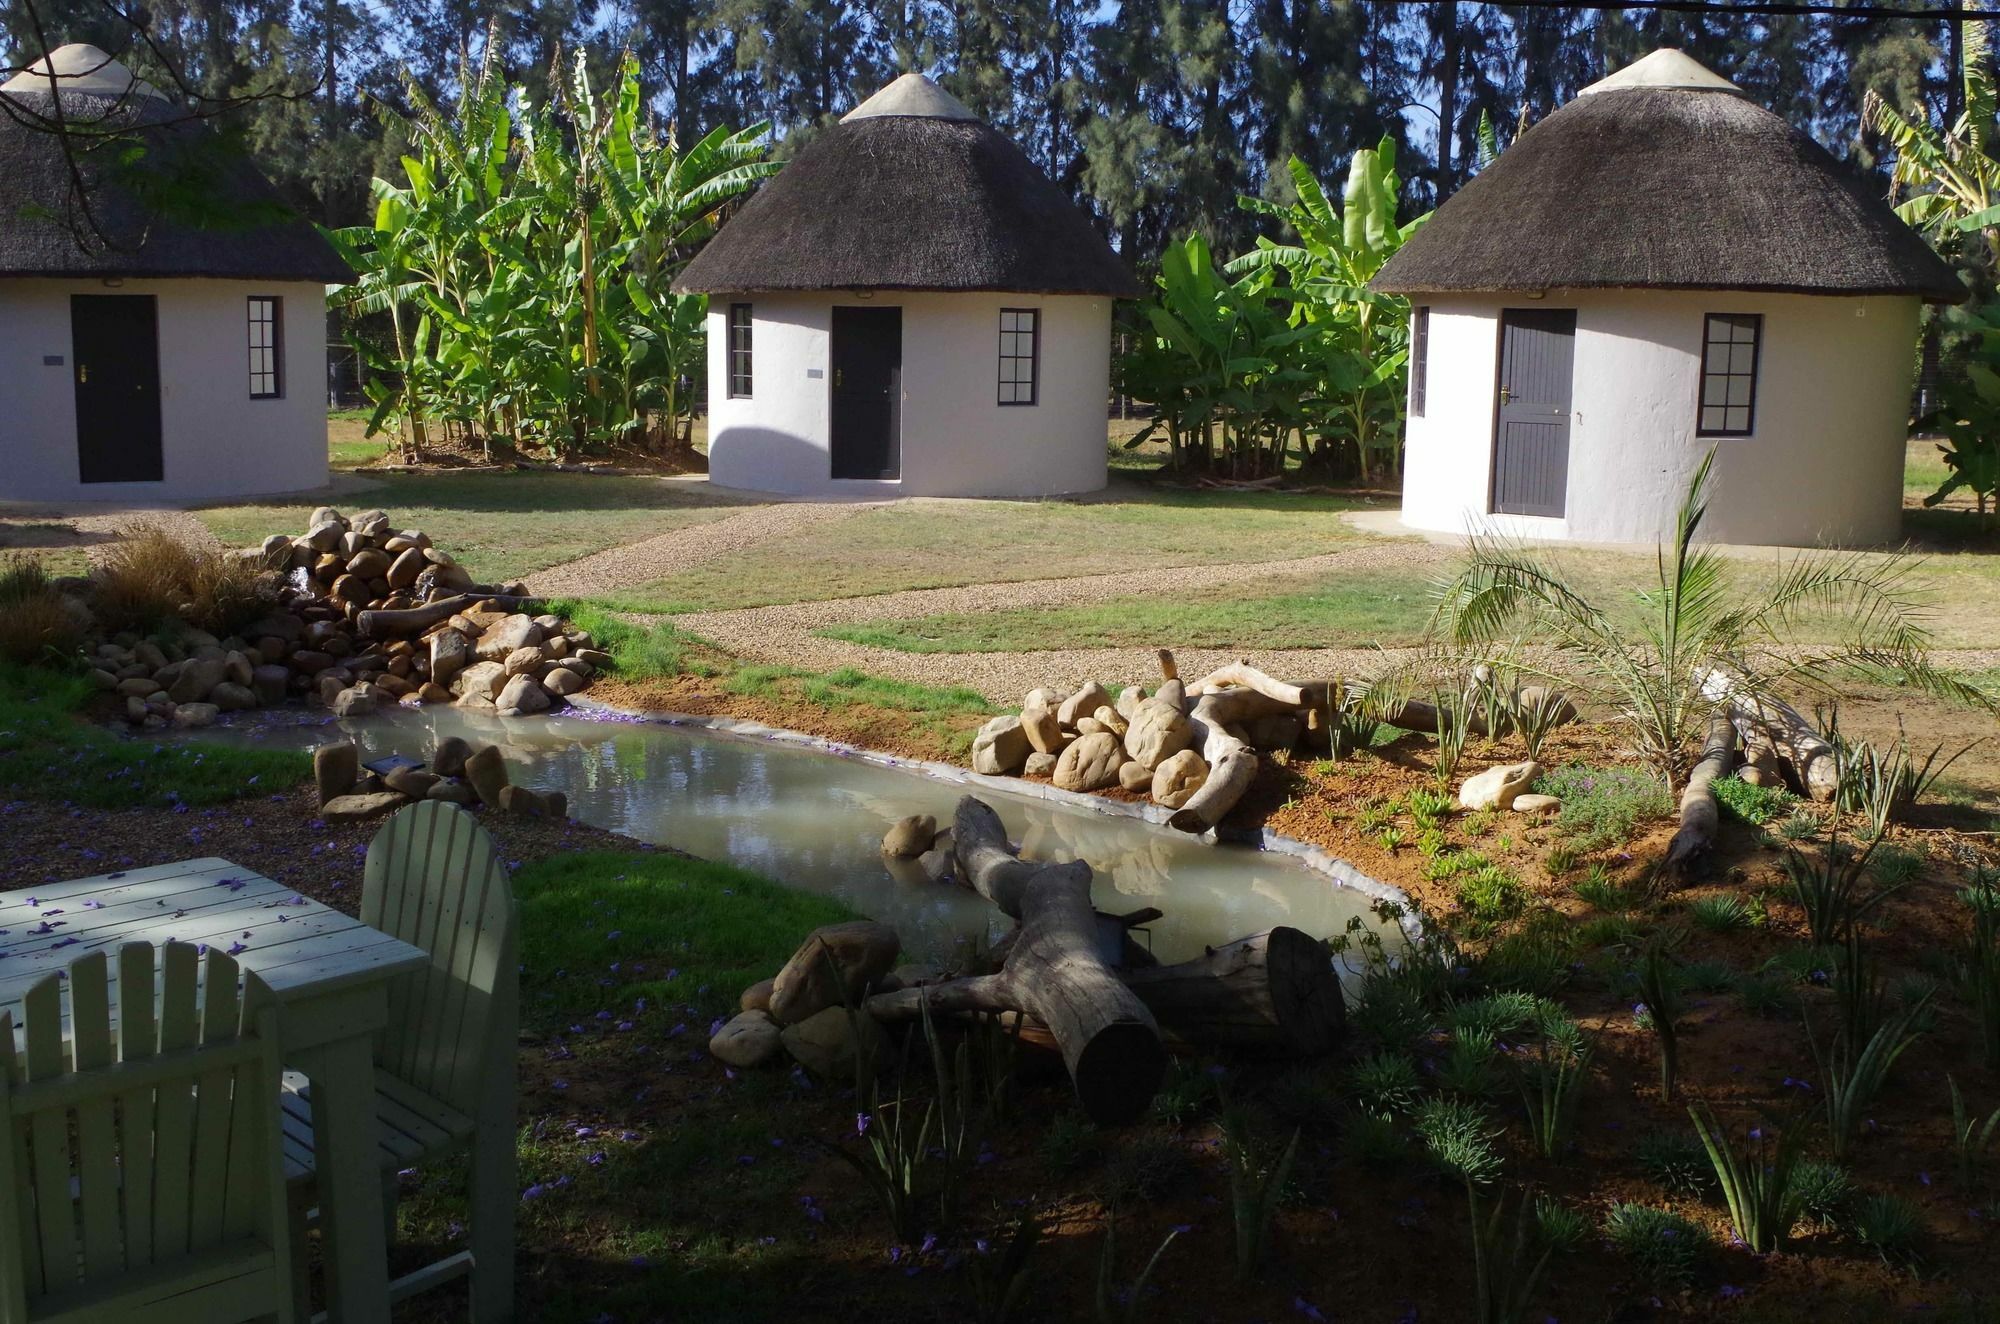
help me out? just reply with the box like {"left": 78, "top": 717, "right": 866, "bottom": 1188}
{"left": 355, "top": 592, "right": 540, "bottom": 638}
{"left": 1699, "top": 669, "right": 1838, "bottom": 801}
{"left": 1167, "top": 691, "right": 1259, "bottom": 833}
{"left": 1123, "top": 927, "right": 1344, "bottom": 1055}
{"left": 865, "top": 798, "right": 1166, "bottom": 1125}
{"left": 1664, "top": 713, "right": 1737, "bottom": 879}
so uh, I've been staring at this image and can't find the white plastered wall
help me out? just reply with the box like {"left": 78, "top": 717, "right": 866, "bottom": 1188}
{"left": 1399, "top": 289, "right": 1921, "bottom": 547}
{"left": 0, "top": 277, "right": 329, "bottom": 504}
{"left": 703, "top": 290, "right": 1111, "bottom": 498}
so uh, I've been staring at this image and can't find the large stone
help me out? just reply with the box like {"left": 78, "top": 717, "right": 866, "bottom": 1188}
{"left": 426, "top": 778, "right": 476, "bottom": 805}
{"left": 387, "top": 547, "right": 427, "bottom": 589}
{"left": 1151, "top": 749, "right": 1209, "bottom": 809}
{"left": 1458, "top": 760, "right": 1542, "bottom": 812}
{"left": 1115, "top": 686, "right": 1147, "bottom": 720}
{"left": 429, "top": 630, "right": 471, "bottom": 688}
{"left": 321, "top": 791, "right": 407, "bottom": 823}
{"left": 429, "top": 736, "right": 470, "bottom": 780}
{"left": 171, "top": 702, "right": 219, "bottom": 729}
{"left": 474, "top": 615, "right": 542, "bottom": 663}
{"left": 116, "top": 676, "right": 160, "bottom": 698}
{"left": 709, "top": 1010, "right": 784, "bottom": 1068}
{"left": 740, "top": 977, "right": 775, "bottom": 1013}
{"left": 1021, "top": 705, "right": 1064, "bottom": 756}
{"left": 495, "top": 673, "right": 552, "bottom": 717}
{"left": 497, "top": 784, "right": 548, "bottom": 817}
{"left": 1511, "top": 793, "right": 1561, "bottom": 815}
{"left": 781, "top": 1006, "right": 888, "bottom": 1082}
{"left": 543, "top": 666, "right": 588, "bottom": 697}
{"left": 463, "top": 744, "right": 509, "bottom": 805}
{"left": 1124, "top": 698, "right": 1195, "bottom": 770}
{"left": 209, "top": 681, "right": 256, "bottom": 712}
{"left": 330, "top": 686, "right": 377, "bottom": 719}
{"left": 768, "top": 921, "right": 902, "bottom": 1025}
{"left": 303, "top": 520, "right": 345, "bottom": 552}
{"left": 346, "top": 547, "right": 392, "bottom": 579}
{"left": 1023, "top": 687, "right": 1060, "bottom": 713}
{"left": 450, "top": 660, "right": 506, "bottom": 701}
{"left": 167, "top": 656, "right": 227, "bottom": 705}
{"left": 1056, "top": 681, "right": 1113, "bottom": 730}
{"left": 250, "top": 664, "right": 290, "bottom": 706}
{"left": 1024, "top": 751, "right": 1058, "bottom": 778}
{"left": 1117, "top": 760, "right": 1152, "bottom": 792}
{"left": 1054, "top": 731, "right": 1125, "bottom": 792}
{"left": 503, "top": 646, "right": 546, "bottom": 678}
{"left": 881, "top": 814, "right": 936, "bottom": 858}
{"left": 970, "top": 714, "right": 1031, "bottom": 775}
{"left": 313, "top": 741, "right": 358, "bottom": 808}
{"left": 1092, "top": 705, "right": 1130, "bottom": 739}
{"left": 385, "top": 767, "right": 440, "bottom": 799}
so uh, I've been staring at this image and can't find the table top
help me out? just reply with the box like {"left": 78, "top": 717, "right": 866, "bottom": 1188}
{"left": 0, "top": 858, "right": 428, "bottom": 1016}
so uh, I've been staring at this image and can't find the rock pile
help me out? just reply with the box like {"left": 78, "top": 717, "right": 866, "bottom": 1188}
{"left": 707, "top": 920, "right": 926, "bottom": 1075}
{"left": 84, "top": 506, "right": 610, "bottom": 729}
{"left": 312, "top": 733, "right": 569, "bottom": 823}
{"left": 970, "top": 678, "right": 1231, "bottom": 812}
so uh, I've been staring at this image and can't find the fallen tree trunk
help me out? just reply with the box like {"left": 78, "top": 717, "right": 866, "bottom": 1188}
{"left": 1664, "top": 713, "right": 1737, "bottom": 878}
{"left": 1185, "top": 661, "right": 1305, "bottom": 708}
{"left": 1122, "top": 927, "right": 1344, "bottom": 1055}
{"left": 1699, "top": 669, "right": 1838, "bottom": 801}
{"left": 864, "top": 797, "right": 1166, "bottom": 1124}
{"left": 356, "top": 593, "right": 541, "bottom": 639}
{"left": 1167, "top": 692, "right": 1259, "bottom": 833}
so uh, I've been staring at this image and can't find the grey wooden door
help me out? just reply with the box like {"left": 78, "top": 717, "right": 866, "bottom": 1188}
{"left": 1490, "top": 308, "right": 1576, "bottom": 518}
{"left": 830, "top": 306, "right": 902, "bottom": 480}
{"left": 71, "top": 294, "right": 163, "bottom": 484}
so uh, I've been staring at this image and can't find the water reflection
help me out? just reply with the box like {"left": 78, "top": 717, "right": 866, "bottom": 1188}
{"left": 194, "top": 706, "right": 1400, "bottom": 965}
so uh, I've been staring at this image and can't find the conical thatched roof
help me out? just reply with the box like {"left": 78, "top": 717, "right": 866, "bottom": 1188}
{"left": 674, "top": 73, "right": 1138, "bottom": 297}
{"left": 0, "top": 45, "right": 351, "bottom": 283}
{"left": 1373, "top": 49, "right": 1962, "bottom": 303}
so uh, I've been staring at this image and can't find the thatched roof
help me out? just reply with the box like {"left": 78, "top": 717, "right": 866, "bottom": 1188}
{"left": 0, "top": 45, "right": 351, "bottom": 283}
{"left": 674, "top": 73, "right": 1138, "bottom": 297}
{"left": 1373, "top": 49, "right": 1963, "bottom": 303}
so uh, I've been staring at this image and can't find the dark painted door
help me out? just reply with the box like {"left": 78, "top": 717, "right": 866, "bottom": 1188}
{"left": 71, "top": 294, "right": 163, "bottom": 484}
{"left": 830, "top": 306, "right": 901, "bottom": 480}
{"left": 1490, "top": 308, "right": 1576, "bottom": 518}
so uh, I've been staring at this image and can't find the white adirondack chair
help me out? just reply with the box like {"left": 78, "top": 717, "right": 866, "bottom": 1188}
{"left": 281, "top": 800, "right": 518, "bottom": 1321}
{"left": 0, "top": 942, "right": 296, "bottom": 1324}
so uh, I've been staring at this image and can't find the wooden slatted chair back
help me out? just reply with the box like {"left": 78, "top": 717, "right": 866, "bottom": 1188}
{"left": 362, "top": 800, "right": 519, "bottom": 1117}
{"left": 0, "top": 941, "right": 292, "bottom": 1323}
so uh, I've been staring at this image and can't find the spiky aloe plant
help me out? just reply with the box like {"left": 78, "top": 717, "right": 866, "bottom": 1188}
{"left": 1689, "top": 1105, "right": 1809, "bottom": 1253}
{"left": 1811, "top": 1004, "right": 1927, "bottom": 1161}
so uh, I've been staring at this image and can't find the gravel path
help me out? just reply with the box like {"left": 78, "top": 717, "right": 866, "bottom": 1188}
{"left": 523, "top": 498, "right": 877, "bottom": 598}
{"left": 657, "top": 538, "right": 1451, "bottom": 700}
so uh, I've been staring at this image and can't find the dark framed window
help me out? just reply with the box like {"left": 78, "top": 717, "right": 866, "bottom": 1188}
{"left": 998, "top": 308, "right": 1039, "bottom": 406}
{"left": 727, "top": 302, "right": 753, "bottom": 398}
{"left": 247, "top": 296, "right": 282, "bottom": 398}
{"left": 1697, "top": 313, "right": 1761, "bottom": 436}
{"left": 1410, "top": 305, "right": 1430, "bottom": 418}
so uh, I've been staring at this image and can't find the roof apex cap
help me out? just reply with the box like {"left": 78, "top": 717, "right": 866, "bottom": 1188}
{"left": 1579, "top": 48, "right": 1741, "bottom": 96}
{"left": 1, "top": 43, "right": 162, "bottom": 100}
{"left": 842, "top": 72, "right": 979, "bottom": 122}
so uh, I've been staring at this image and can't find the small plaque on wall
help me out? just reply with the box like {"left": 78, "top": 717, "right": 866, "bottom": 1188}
{"left": 805, "top": 367, "right": 824, "bottom": 379}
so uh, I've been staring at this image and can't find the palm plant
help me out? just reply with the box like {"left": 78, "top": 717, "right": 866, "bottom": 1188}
{"left": 1433, "top": 449, "right": 1986, "bottom": 790}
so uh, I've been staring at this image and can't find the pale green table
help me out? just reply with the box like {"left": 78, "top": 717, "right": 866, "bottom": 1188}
{"left": 0, "top": 859, "right": 429, "bottom": 1323}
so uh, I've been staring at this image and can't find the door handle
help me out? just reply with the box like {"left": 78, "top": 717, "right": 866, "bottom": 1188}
{"left": 834, "top": 368, "right": 842, "bottom": 388}
{"left": 78, "top": 364, "right": 89, "bottom": 384}
{"left": 1498, "top": 386, "right": 1511, "bottom": 405}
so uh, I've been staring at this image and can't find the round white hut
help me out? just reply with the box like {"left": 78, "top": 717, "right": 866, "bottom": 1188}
{"left": 0, "top": 45, "right": 348, "bottom": 504}
{"left": 674, "top": 74, "right": 1139, "bottom": 497}
{"left": 1374, "top": 49, "right": 1962, "bottom": 547}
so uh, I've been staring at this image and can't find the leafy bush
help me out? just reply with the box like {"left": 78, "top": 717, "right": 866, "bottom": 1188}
{"left": 0, "top": 555, "right": 84, "bottom": 665}
{"left": 1535, "top": 763, "right": 1673, "bottom": 851}
{"left": 1792, "top": 1160, "right": 1854, "bottom": 1228}
{"left": 93, "top": 521, "right": 277, "bottom": 636}
{"left": 1344, "top": 1052, "right": 1422, "bottom": 1113}
{"left": 1456, "top": 862, "right": 1526, "bottom": 926}
{"left": 1450, "top": 991, "right": 1549, "bottom": 1037}
{"left": 1634, "top": 1131, "right": 1716, "bottom": 1199}
{"left": 1714, "top": 775, "right": 1798, "bottom": 825}
{"left": 1688, "top": 892, "right": 1754, "bottom": 932}
{"left": 1604, "top": 1203, "right": 1707, "bottom": 1290}
{"left": 1852, "top": 1193, "right": 1928, "bottom": 1269}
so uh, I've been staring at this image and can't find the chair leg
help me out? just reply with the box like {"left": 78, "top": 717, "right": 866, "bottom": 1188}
{"left": 381, "top": 1167, "right": 401, "bottom": 1249}
{"left": 467, "top": 1095, "right": 518, "bottom": 1322}
{"left": 285, "top": 1184, "right": 315, "bottom": 1323}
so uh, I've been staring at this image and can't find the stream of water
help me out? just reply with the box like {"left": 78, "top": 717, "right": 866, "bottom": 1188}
{"left": 186, "top": 705, "right": 1403, "bottom": 966}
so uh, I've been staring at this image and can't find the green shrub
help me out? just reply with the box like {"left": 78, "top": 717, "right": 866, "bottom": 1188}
{"left": 1713, "top": 775, "right": 1798, "bottom": 826}
{"left": 1852, "top": 1193, "right": 1928, "bottom": 1269}
{"left": 1038, "top": 1109, "right": 1103, "bottom": 1174}
{"left": 1477, "top": 926, "right": 1575, "bottom": 997}
{"left": 1734, "top": 968, "right": 1794, "bottom": 1017}
{"left": 1337, "top": 1108, "right": 1410, "bottom": 1170}
{"left": 0, "top": 556, "right": 84, "bottom": 665}
{"left": 1534, "top": 1196, "right": 1591, "bottom": 1254}
{"left": 1344, "top": 1052, "right": 1422, "bottom": 1113}
{"left": 1793, "top": 1159, "right": 1854, "bottom": 1228}
{"left": 1449, "top": 991, "right": 1548, "bottom": 1037}
{"left": 1870, "top": 844, "right": 1928, "bottom": 889}
{"left": 1573, "top": 864, "right": 1636, "bottom": 912}
{"left": 1439, "top": 1026, "right": 1503, "bottom": 1098}
{"left": 1634, "top": 1131, "right": 1716, "bottom": 1199}
{"left": 1688, "top": 892, "right": 1754, "bottom": 932}
{"left": 1778, "top": 811, "right": 1823, "bottom": 842}
{"left": 1350, "top": 971, "right": 1434, "bottom": 1057}
{"left": 1604, "top": 1203, "right": 1707, "bottom": 1289}
{"left": 1534, "top": 763, "right": 1673, "bottom": 851}
{"left": 1456, "top": 863, "right": 1525, "bottom": 925}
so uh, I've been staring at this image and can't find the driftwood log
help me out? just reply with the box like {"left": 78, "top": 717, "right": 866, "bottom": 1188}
{"left": 1168, "top": 692, "right": 1260, "bottom": 833}
{"left": 356, "top": 592, "right": 542, "bottom": 639}
{"left": 1664, "top": 713, "right": 1738, "bottom": 878}
{"left": 865, "top": 797, "right": 1167, "bottom": 1125}
{"left": 1699, "top": 669, "right": 1838, "bottom": 801}
{"left": 1123, "top": 927, "right": 1344, "bottom": 1055}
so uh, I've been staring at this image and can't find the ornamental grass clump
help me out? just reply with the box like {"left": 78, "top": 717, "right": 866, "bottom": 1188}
{"left": 1811, "top": 1002, "right": 1927, "bottom": 1161}
{"left": 1433, "top": 450, "right": 1987, "bottom": 791}
{"left": 1604, "top": 1202, "right": 1708, "bottom": 1290}
{"left": 1220, "top": 1110, "right": 1299, "bottom": 1281}
{"left": 0, "top": 555, "right": 83, "bottom": 665}
{"left": 1960, "top": 869, "right": 2000, "bottom": 1070}
{"left": 1689, "top": 1104, "right": 1809, "bottom": 1253}
{"left": 1632, "top": 936, "right": 1687, "bottom": 1099}
{"left": 93, "top": 520, "right": 276, "bottom": 636}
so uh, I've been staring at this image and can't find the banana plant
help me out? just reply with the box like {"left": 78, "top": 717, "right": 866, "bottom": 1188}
{"left": 1865, "top": 23, "right": 2000, "bottom": 258}
{"left": 1922, "top": 299, "right": 2000, "bottom": 525}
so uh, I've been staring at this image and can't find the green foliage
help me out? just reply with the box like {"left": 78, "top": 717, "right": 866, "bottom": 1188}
{"left": 1150, "top": 1058, "right": 1220, "bottom": 1128}
{"left": 1689, "top": 892, "right": 1755, "bottom": 932}
{"left": 1812, "top": 1004, "right": 1927, "bottom": 1160}
{"left": 1434, "top": 451, "right": 1988, "bottom": 789}
{"left": 1094, "top": 1212, "right": 1180, "bottom": 1324}
{"left": 1779, "top": 811, "right": 1824, "bottom": 842}
{"left": 1416, "top": 1096, "right": 1503, "bottom": 1188}
{"left": 725, "top": 664, "right": 995, "bottom": 715}
{"left": 1534, "top": 763, "right": 1673, "bottom": 851}
{"left": 1714, "top": 776, "right": 1798, "bottom": 826}
{"left": 1121, "top": 144, "right": 1426, "bottom": 480}
{"left": 1689, "top": 1104, "right": 1809, "bottom": 1253}
{"left": 1439, "top": 1026, "right": 1504, "bottom": 1098}
{"left": 1793, "top": 1160, "right": 1855, "bottom": 1228}
{"left": 1038, "top": 1109, "right": 1104, "bottom": 1175}
{"left": 1337, "top": 1109, "right": 1411, "bottom": 1169}
{"left": 1633, "top": 936, "right": 1687, "bottom": 1099}
{"left": 1517, "top": 1031, "right": 1592, "bottom": 1159}
{"left": 1455, "top": 862, "right": 1526, "bottom": 927}
{"left": 1221, "top": 1113, "right": 1299, "bottom": 1280}
{"left": 1573, "top": 864, "right": 1636, "bottom": 912}
{"left": 1634, "top": 1130, "right": 1717, "bottom": 1199}
{"left": 1960, "top": 870, "right": 2000, "bottom": 1070}
{"left": 1470, "top": 1186, "right": 1563, "bottom": 1324}
{"left": 0, "top": 556, "right": 84, "bottom": 665}
{"left": 1836, "top": 722, "right": 1978, "bottom": 834}
{"left": 1784, "top": 831, "right": 1897, "bottom": 949}
{"left": 1852, "top": 1193, "right": 1930, "bottom": 1270}
{"left": 1450, "top": 991, "right": 1549, "bottom": 1037}
{"left": 0, "top": 665, "right": 308, "bottom": 810}
{"left": 1101, "top": 1135, "right": 1196, "bottom": 1206}
{"left": 1431, "top": 689, "right": 1474, "bottom": 791}
{"left": 1949, "top": 1075, "right": 2000, "bottom": 1189}
{"left": 970, "top": 1213, "right": 1041, "bottom": 1324}
{"left": 1477, "top": 927, "right": 1576, "bottom": 998}
{"left": 1344, "top": 1051, "right": 1423, "bottom": 1113}
{"left": 329, "top": 55, "right": 776, "bottom": 457}
{"left": 1349, "top": 970, "right": 1435, "bottom": 1057}
{"left": 548, "top": 599, "right": 689, "bottom": 679}
{"left": 1605, "top": 1203, "right": 1708, "bottom": 1289}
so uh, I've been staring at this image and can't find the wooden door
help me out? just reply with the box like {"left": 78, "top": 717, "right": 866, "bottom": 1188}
{"left": 1490, "top": 308, "right": 1576, "bottom": 518}
{"left": 71, "top": 294, "right": 164, "bottom": 485}
{"left": 830, "top": 306, "right": 902, "bottom": 480}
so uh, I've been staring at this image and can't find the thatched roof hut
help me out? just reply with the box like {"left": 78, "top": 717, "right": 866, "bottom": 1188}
{"left": 1374, "top": 49, "right": 1960, "bottom": 302}
{"left": 675, "top": 74, "right": 1137, "bottom": 297}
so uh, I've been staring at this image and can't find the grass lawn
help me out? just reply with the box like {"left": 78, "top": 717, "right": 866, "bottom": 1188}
{"left": 195, "top": 473, "right": 751, "bottom": 584}
{"left": 0, "top": 666, "right": 308, "bottom": 808}
{"left": 0, "top": 522, "right": 94, "bottom": 578}
{"left": 603, "top": 487, "right": 1378, "bottom": 613}
{"left": 328, "top": 409, "right": 394, "bottom": 469}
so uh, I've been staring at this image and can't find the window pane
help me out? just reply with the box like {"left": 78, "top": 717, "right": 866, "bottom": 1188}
{"left": 1726, "top": 376, "right": 1753, "bottom": 407}
{"left": 1729, "top": 344, "right": 1755, "bottom": 374}
{"left": 1701, "top": 406, "right": 1725, "bottom": 432}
